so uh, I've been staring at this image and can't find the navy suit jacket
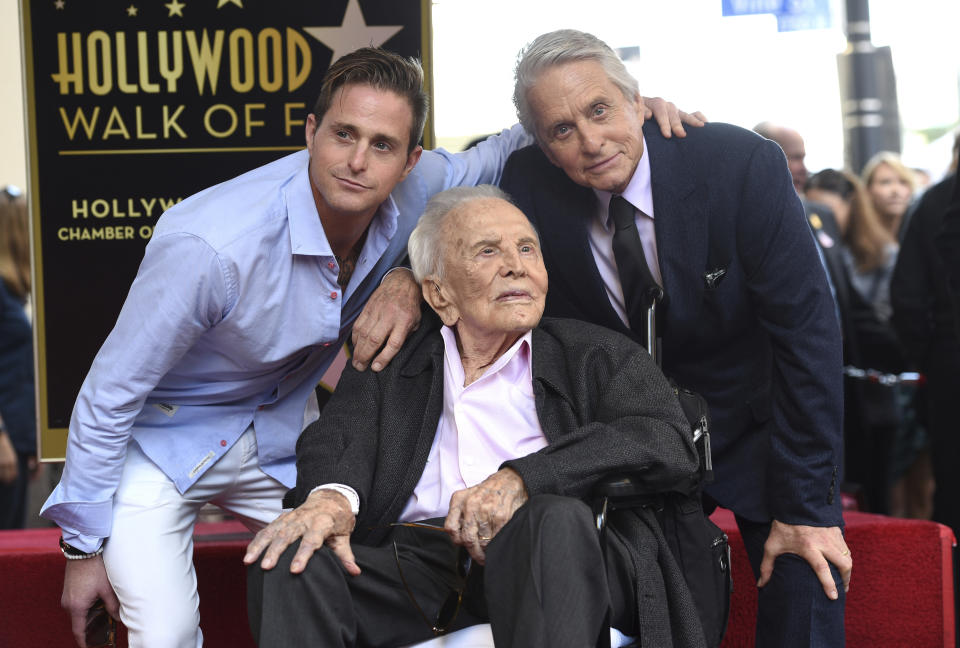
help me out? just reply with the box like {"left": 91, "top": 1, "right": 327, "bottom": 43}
{"left": 500, "top": 121, "right": 843, "bottom": 526}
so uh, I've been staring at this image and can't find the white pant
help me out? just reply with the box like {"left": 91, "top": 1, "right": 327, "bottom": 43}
{"left": 103, "top": 426, "right": 287, "bottom": 648}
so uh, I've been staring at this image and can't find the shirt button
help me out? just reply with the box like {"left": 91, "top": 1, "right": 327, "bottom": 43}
{"left": 330, "top": 291, "right": 338, "bottom": 300}
{"left": 327, "top": 261, "right": 336, "bottom": 270}
{"left": 220, "top": 440, "right": 227, "bottom": 447}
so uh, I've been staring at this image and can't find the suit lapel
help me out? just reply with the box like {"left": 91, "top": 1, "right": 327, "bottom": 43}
{"left": 645, "top": 124, "right": 709, "bottom": 343}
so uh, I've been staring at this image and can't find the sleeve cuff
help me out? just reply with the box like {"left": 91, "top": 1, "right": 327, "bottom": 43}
{"left": 380, "top": 266, "right": 413, "bottom": 286}
{"left": 59, "top": 530, "right": 105, "bottom": 554}
{"left": 310, "top": 484, "right": 360, "bottom": 515}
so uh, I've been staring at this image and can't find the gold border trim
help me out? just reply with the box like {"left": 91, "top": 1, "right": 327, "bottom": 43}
{"left": 20, "top": 0, "right": 69, "bottom": 460}
{"left": 59, "top": 146, "right": 305, "bottom": 156}
{"left": 420, "top": 0, "right": 434, "bottom": 150}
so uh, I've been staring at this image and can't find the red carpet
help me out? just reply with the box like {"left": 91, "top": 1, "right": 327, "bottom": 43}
{"left": 1, "top": 512, "right": 954, "bottom": 647}
{"left": 0, "top": 523, "right": 253, "bottom": 648}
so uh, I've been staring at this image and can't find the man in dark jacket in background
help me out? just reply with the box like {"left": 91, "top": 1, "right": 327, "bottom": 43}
{"left": 893, "top": 133, "right": 960, "bottom": 539}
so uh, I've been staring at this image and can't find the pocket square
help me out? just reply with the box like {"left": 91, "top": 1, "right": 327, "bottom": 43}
{"left": 703, "top": 267, "right": 726, "bottom": 289}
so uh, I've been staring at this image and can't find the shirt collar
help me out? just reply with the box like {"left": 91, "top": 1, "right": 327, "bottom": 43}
{"left": 439, "top": 325, "right": 533, "bottom": 391}
{"left": 284, "top": 158, "right": 399, "bottom": 257}
{"left": 593, "top": 135, "right": 654, "bottom": 229}
{"left": 367, "top": 192, "right": 400, "bottom": 252}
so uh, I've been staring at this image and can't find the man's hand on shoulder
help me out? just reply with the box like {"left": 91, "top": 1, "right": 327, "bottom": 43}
{"left": 351, "top": 268, "right": 421, "bottom": 372}
{"left": 244, "top": 489, "right": 358, "bottom": 575}
{"left": 758, "top": 520, "right": 852, "bottom": 600}
{"left": 641, "top": 96, "right": 708, "bottom": 138}
{"left": 62, "top": 555, "right": 120, "bottom": 648}
{"left": 444, "top": 468, "right": 528, "bottom": 565}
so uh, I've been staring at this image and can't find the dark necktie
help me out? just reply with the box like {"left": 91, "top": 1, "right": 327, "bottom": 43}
{"left": 609, "top": 194, "right": 662, "bottom": 346}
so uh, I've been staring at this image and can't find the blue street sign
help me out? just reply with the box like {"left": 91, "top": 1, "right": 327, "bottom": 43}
{"left": 722, "top": 0, "right": 832, "bottom": 31}
{"left": 721, "top": 0, "right": 783, "bottom": 16}
{"left": 777, "top": 0, "right": 831, "bottom": 31}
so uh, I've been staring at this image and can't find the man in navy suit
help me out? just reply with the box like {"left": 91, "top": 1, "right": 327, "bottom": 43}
{"left": 500, "top": 29, "right": 851, "bottom": 647}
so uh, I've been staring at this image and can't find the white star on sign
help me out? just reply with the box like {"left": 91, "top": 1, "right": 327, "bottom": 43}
{"left": 303, "top": 0, "right": 403, "bottom": 63}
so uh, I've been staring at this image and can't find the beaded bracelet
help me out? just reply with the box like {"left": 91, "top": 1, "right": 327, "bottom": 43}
{"left": 59, "top": 536, "right": 104, "bottom": 560}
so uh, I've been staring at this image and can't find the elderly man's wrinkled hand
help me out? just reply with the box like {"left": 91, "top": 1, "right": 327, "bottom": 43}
{"left": 641, "top": 96, "right": 708, "bottom": 138}
{"left": 244, "top": 489, "right": 359, "bottom": 575}
{"left": 757, "top": 520, "right": 852, "bottom": 599}
{"left": 445, "top": 468, "right": 528, "bottom": 565}
{"left": 351, "top": 268, "right": 421, "bottom": 372}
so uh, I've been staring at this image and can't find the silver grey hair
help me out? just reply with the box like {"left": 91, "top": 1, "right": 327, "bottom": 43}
{"left": 408, "top": 184, "right": 515, "bottom": 283}
{"left": 513, "top": 29, "right": 640, "bottom": 137}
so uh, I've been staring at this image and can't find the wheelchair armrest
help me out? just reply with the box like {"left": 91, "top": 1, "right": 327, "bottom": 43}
{"left": 593, "top": 474, "right": 660, "bottom": 500}
{"left": 591, "top": 472, "right": 704, "bottom": 532}
{"left": 591, "top": 474, "right": 664, "bottom": 531}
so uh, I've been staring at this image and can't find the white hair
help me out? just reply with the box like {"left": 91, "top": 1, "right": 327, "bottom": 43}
{"left": 408, "top": 185, "right": 515, "bottom": 283}
{"left": 513, "top": 29, "right": 640, "bottom": 137}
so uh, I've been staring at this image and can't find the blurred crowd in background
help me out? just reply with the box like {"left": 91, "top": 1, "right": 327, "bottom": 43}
{"left": 756, "top": 123, "right": 960, "bottom": 541}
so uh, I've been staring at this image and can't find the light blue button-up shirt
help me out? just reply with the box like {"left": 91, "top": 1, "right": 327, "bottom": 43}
{"left": 42, "top": 125, "right": 532, "bottom": 551}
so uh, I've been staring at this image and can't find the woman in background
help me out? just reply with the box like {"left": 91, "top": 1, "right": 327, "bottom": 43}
{"left": 861, "top": 153, "right": 933, "bottom": 520}
{"left": 862, "top": 151, "right": 917, "bottom": 243}
{"left": 0, "top": 185, "right": 37, "bottom": 529}
{"left": 808, "top": 168, "right": 898, "bottom": 321}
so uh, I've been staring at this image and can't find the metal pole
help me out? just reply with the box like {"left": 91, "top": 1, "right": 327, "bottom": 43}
{"left": 838, "top": 0, "right": 899, "bottom": 174}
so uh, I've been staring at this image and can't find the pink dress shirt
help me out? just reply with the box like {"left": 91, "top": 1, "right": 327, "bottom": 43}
{"left": 398, "top": 326, "right": 548, "bottom": 522}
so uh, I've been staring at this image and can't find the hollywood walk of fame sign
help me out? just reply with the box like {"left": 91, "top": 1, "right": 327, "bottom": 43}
{"left": 20, "top": 0, "right": 432, "bottom": 458}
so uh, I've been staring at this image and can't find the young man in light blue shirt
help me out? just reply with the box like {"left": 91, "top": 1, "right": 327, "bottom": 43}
{"left": 41, "top": 46, "right": 695, "bottom": 647}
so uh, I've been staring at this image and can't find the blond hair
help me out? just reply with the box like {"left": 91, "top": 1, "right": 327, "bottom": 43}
{"left": 861, "top": 151, "right": 916, "bottom": 232}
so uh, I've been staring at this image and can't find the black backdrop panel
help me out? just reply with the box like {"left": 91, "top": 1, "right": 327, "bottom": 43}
{"left": 22, "top": 0, "right": 431, "bottom": 458}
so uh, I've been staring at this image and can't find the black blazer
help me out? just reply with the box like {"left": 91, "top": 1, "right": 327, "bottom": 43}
{"left": 892, "top": 173, "right": 960, "bottom": 368}
{"left": 292, "top": 312, "right": 695, "bottom": 536}
{"left": 500, "top": 121, "right": 844, "bottom": 526}
{"left": 290, "top": 313, "right": 706, "bottom": 643}
{"left": 936, "top": 174, "right": 960, "bottom": 325}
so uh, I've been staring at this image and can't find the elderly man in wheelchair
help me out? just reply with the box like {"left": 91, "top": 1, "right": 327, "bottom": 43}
{"left": 245, "top": 185, "right": 708, "bottom": 648}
